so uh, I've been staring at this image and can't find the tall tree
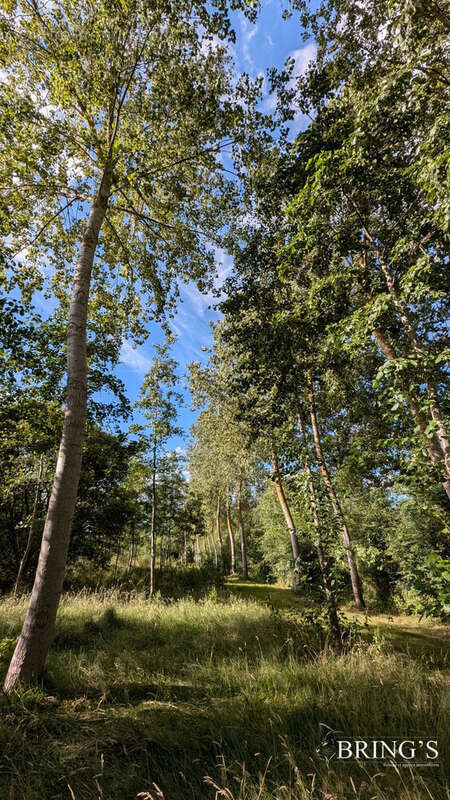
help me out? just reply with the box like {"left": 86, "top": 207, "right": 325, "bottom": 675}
{"left": 275, "top": 0, "right": 450, "bottom": 500}
{"left": 189, "top": 359, "right": 261, "bottom": 577}
{"left": 2, "top": 0, "right": 258, "bottom": 691}
{"left": 137, "top": 335, "right": 182, "bottom": 597}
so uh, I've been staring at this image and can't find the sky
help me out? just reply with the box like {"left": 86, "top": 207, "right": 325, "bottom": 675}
{"left": 94, "top": 2, "right": 316, "bottom": 452}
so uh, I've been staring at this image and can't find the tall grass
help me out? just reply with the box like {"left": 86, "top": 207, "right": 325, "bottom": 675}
{"left": 0, "top": 591, "right": 447, "bottom": 799}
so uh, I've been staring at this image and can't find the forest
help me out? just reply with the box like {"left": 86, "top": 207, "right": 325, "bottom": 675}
{"left": 0, "top": 0, "right": 449, "bottom": 798}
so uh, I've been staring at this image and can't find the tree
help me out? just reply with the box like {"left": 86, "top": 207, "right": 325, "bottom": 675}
{"left": 137, "top": 335, "right": 182, "bottom": 597}
{"left": 275, "top": 0, "right": 450, "bottom": 501}
{"left": 0, "top": 294, "right": 131, "bottom": 592}
{"left": 217, "top": 227, "right": 365, "bottom": 607}
{"left": 189, "top": 357, "right": 261, "bottom": 578}
{"left": 2, "top": 0, "right": 258, "bottom": 691}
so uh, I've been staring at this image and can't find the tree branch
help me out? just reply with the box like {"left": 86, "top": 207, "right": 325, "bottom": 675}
{"left": 12, "top": 197, "right": 80, "bottom": 257}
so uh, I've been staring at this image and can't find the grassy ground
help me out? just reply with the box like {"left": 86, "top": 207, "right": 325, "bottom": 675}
{"left": 227, "top": 578, "right": 450, "bottom": 668}
{"left": 0, "top": 584, "right": 448, "bottom": 800}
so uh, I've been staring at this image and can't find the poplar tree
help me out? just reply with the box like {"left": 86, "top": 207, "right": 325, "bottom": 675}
{"left": 137, "top": 335, "right": 182, "bottom": 598}
{"left": 1, "top": 0, "right": 258, "bottom": 691}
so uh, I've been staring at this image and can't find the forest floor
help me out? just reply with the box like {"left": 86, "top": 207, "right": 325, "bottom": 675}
{"left": 0, "top": 584, "right": 448, "bottom": 800}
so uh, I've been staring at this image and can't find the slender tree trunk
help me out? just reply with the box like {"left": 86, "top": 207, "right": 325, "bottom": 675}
{"left": 149, "top": 437, "right": 157, "bottom": 598}
{"left": 216, "top": 491, "right": 224, "bottom": 572}
{"left": 209, "top": 526, "right": 218, "bottom": 568}
{"left": 14, "top": 456, "right": 45, "bottom": 597}
{"left": 272, "top": 450, "right": 301, "bottom": 585}
{"left": 297, "top": 410, "right": 342, "bottom": 652}
{"left": 127, "top": 523, "right": 135, "bottom": 572}
{"left": 158, "top": 531, "right": 163, "bottom": 569}
{"left": 237, "top": 482, "right": 248, "bottom": 579}
{"left": 4, "top": 168, "right": 112, "bottom": 693}
{"left": 195, "top": 535, "right": 200, "bottom": 567}
{"left": 226, "top": 492, "right": 236, "bottom": 574}
{"left": 114, "top": 539, "right": 121, "bottom": 582}
{"left": 356, "top": 220, "right": 450, "bottom": 498}
{"left": 307, "top": 374, "right": 365, "bottom": 610}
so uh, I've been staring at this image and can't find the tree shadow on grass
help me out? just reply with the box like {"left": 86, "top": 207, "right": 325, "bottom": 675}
{"left": 0, "top": 669, "right": 447, "bottom": 800}
{"left": 373, "top": 624, "right": 449, "bottom": 669}
{"left": 0, "top": 606, "right": 448, "bottom": 800}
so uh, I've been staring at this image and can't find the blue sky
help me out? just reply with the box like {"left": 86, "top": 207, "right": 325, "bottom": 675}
{"left": 112, "top": 3, "right": 317, "bottom": 450}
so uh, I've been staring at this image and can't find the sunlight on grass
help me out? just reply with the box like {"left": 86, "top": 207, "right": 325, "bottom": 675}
{"left": 0, "top": 591, "right": 448, "bottom": 799}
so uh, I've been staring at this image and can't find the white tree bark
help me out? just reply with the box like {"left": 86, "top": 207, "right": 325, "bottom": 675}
{"left": 4, "top": 168, "right": 112, "bottom": 693}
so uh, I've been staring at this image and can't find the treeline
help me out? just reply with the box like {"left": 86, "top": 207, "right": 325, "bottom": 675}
{"left": 186, "top": 0, "right": 450, "bottom": 637}
{"left": 0, "top": 298, "right": 208, "bottom": 593}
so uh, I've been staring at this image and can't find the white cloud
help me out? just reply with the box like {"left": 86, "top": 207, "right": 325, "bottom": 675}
{"left": 40, "top": 103, "right": 58, "bottom": 119}
{"left": 199, "top": 33, "right": 227, "bottom": 58}
{"left": 214, "top": 247, "right": 234, "bottom": 289}
{"left": 262, "top": 92, "right": 277, "bottom": 111}
{"left": 180, "top": 282, "right": 213, "bottom": 316}
{"left": 239, "top": 17, "right": 258, "bottom": 73}
{"left": 119, "top": 341, "right": 152, "bottom": 374}
{"left": 288, "top": 42, "right": 317, "bottom": 80}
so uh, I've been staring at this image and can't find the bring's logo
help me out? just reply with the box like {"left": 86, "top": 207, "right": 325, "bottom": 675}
{"left": 316, "top": 729, "right": 439, "bottom": 768}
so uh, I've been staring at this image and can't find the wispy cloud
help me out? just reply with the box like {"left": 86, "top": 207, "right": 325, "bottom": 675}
{"left": 178, "top": 248, "right": 233, "bottom": 317}
{"left": 238, "top": 17, "right": 259, "bottom": 73}
{"left": 288, "top": 42, "right": 317, "bottom": 80}
{"left": 119, "top": 341, "right": 152, "bottom": 374}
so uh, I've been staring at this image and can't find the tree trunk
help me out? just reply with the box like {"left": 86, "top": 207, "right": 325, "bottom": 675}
{"left": 216, "top": 490, "right": 224, "bottom": 572}
{"left": 307, "top": 374, "right": 365, "bottom": 610}
{"left": 372, "top": 329, "right": 450, "bottom": 499}
{"left": 272, "top": 450, "right": 301, "bottom": 585}
{"left": 4, "top": 168, "right": 112, "bottom": 694}
{"left": 356, "top": 221, "right": 450, "bottom": 498}
{"left": 226, "top": 492, "right": 236, "bottom": 574}
{"left": 149, "top": 437, "right": 157, "bottom": 598}
{"left": 14, "top": 455, "right": 45, "bottom": 596}
{"left": 195, "top": 535, "right": 200, "bottom": 567}
{"left": 209, "top": 527, "right": 218, "bottom": 568}
{"left": 237, "top": 482, "right": 248, "bottom": 579}
{"left": 114, "top": 539, "right": 121, "bottom": 582}
{"left": 158, "top": 531, "right": 163, "bottom": 569}
{"left": 297, "top": 409, "right": 342, "bottom": 652}
{"left": 127, "top": 523, "right": 135, "bottom": 572}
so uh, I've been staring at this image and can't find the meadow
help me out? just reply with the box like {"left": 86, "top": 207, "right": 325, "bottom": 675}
{"left": 0, "top": 581, "right": 448, "bottom": 800}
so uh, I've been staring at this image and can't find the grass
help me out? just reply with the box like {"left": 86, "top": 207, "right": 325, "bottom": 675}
{"left": 0, "top": 585, "right": 448, "bottom": 800}
{"left": 227, "top": 578, "right": 450, "bottom": 666}
{"left": 225, "top": 577, "right": 306, "bottom": 609}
